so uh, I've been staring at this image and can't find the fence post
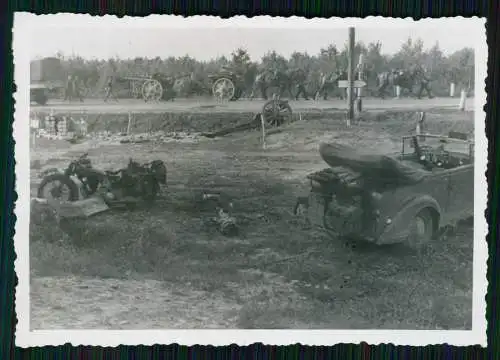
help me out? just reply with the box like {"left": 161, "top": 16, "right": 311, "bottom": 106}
{"left": 357, "top": 54, "right": 364, "bottom": 98}
{"left": 356, "top": 54, "right": 364, "bottom": 113}
{"left": 395, "top": 86, "right": 401, "bottom": 99}
{"left": 30, "top": 111, "right": 39, "bottom": 147}
{"left": 459, "top": 89, "right": 467, "bottom": 111}
{"left": 127, "top": 112, "right": 133, "bottom": 135}
{"left": 450, "top": 83, "right": 456, "bottom": 97}
{"left": 260, "top": 113, "right": 267, "bottom": 149}
{"left": 416, "top": 111, "right": 425, "bottom": 135}
{"left": 80, "top": 111, "right": 88, "bottom": 136}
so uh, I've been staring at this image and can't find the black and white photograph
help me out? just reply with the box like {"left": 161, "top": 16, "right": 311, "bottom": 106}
{"left": 13, "top": 14, "right": 487, "bottom": 347}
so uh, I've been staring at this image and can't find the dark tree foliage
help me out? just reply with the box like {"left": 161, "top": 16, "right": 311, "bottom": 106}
{"left": 45, "top": 38, "right": 474, "bottom": 98}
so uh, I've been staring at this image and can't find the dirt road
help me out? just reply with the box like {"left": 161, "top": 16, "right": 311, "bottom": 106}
{"left": 30, "top": 109, "right": 474, "bottom": 330}
{"left": 31, "top": 96, "right": 475, "bottom": 114}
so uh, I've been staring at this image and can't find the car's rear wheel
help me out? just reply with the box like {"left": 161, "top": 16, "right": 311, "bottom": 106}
{"left": 406, "top": 208, "right": 435, "bottom": 249}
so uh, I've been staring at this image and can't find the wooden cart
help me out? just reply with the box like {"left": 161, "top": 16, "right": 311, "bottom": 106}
{"left": 208, "top": 67, "right": 245, "bottom": 102}
{"left": 122, "top": 74, "right": 164, "bottom": 102}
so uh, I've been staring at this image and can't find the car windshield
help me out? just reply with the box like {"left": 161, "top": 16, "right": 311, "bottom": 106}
{"left": 402, "top": 135, "right": 473, "bottom": 157}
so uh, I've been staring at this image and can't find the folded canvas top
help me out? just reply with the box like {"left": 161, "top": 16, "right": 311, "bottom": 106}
{"left": 318, "top": 142, "right": 428, "bottom": 186}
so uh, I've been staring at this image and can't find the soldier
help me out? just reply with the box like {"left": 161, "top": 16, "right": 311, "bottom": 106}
{"left": 414, "top": 65, "right": 433, "bottom": 99}
{"left": 53, "top": 115, "right": 61, "bottom": 136}
{"left": 64, "top": 75, "right": 73, "bottom": 101}
{"left": 72, "top": 75, "right": 84, "bottom": 102}
{"left": 316, "top": 69, "right": 345, "bottom": 100}
{"left": 103, "top": 75, "right": 118, "bottom": 102}
{"left": 289, "top": 68, "right": 309, "bottom": 100}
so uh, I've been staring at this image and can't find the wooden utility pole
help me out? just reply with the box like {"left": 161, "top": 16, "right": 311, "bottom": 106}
{"left": 347, "top": 27, "right": 355, "bottom": 127}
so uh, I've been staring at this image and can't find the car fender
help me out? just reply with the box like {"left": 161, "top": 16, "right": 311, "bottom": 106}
{"left": 378, "top": 195, "right": 441, "bottom": 244}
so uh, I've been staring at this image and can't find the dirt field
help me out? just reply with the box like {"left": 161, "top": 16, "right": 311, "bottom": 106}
{"left": 31, "top": 96, "right": 475, "bottom": 114}
{"left": 29, "top": 108, "right": 474, "bottom": 330}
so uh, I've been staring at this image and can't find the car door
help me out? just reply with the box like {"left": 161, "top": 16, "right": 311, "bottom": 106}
{"left": 444, "top": 164, "right": 474, "bottom": 223}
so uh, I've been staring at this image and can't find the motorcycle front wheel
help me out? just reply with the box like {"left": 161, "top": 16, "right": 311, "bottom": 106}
{"left": 37, "top": 174, "right": 80, "bottom": 202}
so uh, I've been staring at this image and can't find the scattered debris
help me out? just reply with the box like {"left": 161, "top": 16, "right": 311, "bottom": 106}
{"left": 201, "top": 192, "right": 238, "bottom": 236}
{"left": 48, "top": 195, "right": 110, "bottom": 219}
{"left": 201, "top": 117, "right": 259, "bottom": 138}
{"left": 214, "top": 208, "right": 238, "bottom": 237}
{"left": 30, "top": 197, "right": 58, "bottom": 225}
{"left": 30, "top": 195, "right": 109, "bottom": 226}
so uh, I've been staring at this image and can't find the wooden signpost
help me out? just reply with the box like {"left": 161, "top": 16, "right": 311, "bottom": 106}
{"left": 337, "top": 80, "right": 367, "bottom": 89}
{"left": 338, "top": 27, "right": 368, "bottom": 127}
{"left": 338, "top": 79, "right": 367, "bottom": 126}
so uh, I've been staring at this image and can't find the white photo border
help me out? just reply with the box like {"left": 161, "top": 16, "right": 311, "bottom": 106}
{"left": 13, "top": 13, "right": 488, "bottom": 347}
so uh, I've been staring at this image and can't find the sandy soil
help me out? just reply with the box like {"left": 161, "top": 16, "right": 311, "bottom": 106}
{"left": 29, "top": 108, "right": 475, "bottom": 330}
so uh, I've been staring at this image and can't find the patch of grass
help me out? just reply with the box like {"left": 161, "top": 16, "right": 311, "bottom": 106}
{"left": 30, "top": 109, "right": 474, "bottom": 329}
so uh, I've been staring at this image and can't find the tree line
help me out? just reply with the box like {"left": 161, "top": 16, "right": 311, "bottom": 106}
{"left": 53, "top": 37, "right": 475, "bottom": 98}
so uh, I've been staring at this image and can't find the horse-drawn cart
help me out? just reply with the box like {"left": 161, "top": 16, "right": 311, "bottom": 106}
{"left": 121, "top": 74, "right": 164, "bottom": 102}
{"left": 208, "top": 67, "right": 245, "bottom": 102}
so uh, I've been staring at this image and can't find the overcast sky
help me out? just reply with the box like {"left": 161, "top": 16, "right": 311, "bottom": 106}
{"left": 18, "top": 14, "right": 483, "bottom": 61}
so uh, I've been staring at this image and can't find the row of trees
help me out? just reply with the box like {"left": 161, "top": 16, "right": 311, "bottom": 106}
{"left": 53, "top": 37, "right": 475, "bottom": 98}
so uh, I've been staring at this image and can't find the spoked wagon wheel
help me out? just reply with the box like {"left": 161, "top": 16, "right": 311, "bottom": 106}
{"left": 142, "top": 79, "right": 163, "bottom": 102}
{"left": 212, "top": 77, "right": 235, "bottom": 102}
{"left": 262, "top": 98, "right": 293, "bottom": 127}
{"left": 131, "top": 81, "right": 142, "bottom": 99}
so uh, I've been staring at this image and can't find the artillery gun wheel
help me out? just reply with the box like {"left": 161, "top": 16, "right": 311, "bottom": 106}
{"left": 142, "top": 79, "right": 163, "bottom": 102}
{"left": 262, "top": 98, "right": 293, "bottom": 127}
{"left": 212, "top": 77, "right": 235, "bottom": 102}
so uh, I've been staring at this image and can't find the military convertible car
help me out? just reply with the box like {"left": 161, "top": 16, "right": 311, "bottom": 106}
{"left": 295, "top": 132, "right": 474, "bottom": 248}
